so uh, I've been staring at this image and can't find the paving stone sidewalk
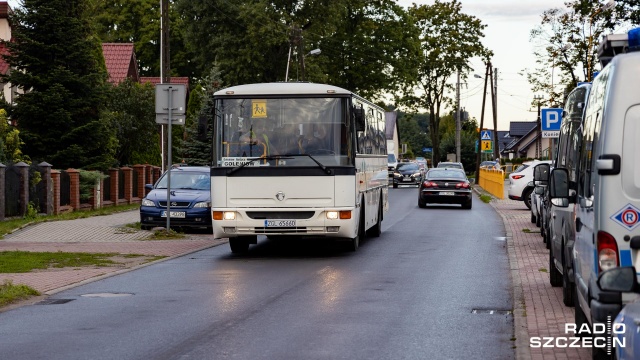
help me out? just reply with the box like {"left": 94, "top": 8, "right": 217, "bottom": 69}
{"left": 0, "top": 210, "right": 225, "bottom": 295}
{"left": 488, "top": 190, "right": 589, "bottom": 360}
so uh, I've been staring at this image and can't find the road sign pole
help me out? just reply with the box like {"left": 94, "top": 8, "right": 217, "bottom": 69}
{"left": 166, "top": 87, "right": 173, "bottom": 231}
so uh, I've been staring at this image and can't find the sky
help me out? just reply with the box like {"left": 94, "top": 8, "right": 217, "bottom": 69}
{"left": 397, "top": 0, "right": 569, "bottom": 131}
{"left": 5, "top": 0, "right": 569, "bottom": 131}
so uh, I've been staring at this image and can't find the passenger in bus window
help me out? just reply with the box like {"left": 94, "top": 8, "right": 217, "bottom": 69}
{"left": 239, "top": 118, "right": 271, "bottom": 155}
{"left": 300, "top": 124, "right": 329, "bottom": 154}
{"left": 271, "top": 123, "right": 300, "bottom": 155}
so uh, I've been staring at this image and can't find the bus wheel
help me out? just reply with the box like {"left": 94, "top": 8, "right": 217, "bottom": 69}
{"left": 366, "top": 200, "right": 382, "bottom": 237}
{"left": 347, "top": 205, "right": 365, "bottom": 251}
{"left": 229, "top": 237, "right": 250, "bottom": 254}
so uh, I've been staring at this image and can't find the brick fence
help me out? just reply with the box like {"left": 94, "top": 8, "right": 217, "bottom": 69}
{"left": 0, "top": 163, "right": 162, "bottom": 220}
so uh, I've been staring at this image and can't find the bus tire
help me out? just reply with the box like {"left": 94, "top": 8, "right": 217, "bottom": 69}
{"left": 367, "top": 198, "right": 382, "bottom": 238}
{"left": 347, "top": 205, "right": 365, "bottom": 252}
{"left": 229, "top": 237, "right": 250, "bottom": 254}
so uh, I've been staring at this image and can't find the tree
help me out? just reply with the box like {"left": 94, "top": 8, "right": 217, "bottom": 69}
{"left": 397, "top": 112, "right": 431, "bottom": 159}
{"left": 89, "top": 0, "right": 198, "bottom": 79}
{"left": 1, "top": 0, "right": 116, "bottom": 171}
{"left": 399, "top": 0, "right": 490, "bottom": 166}
{"left": 102, "top": 79, "right": 160, "bottom": 166}
{"left": 175, "top": 0, "right": 418, "bottom": 98}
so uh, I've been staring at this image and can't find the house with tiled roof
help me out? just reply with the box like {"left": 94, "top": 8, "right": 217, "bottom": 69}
{"left": 502, "top": 121, "right": 553, "bottom": 159}
{"left": 102, "top": 43, "right": 139, "bottom": 84}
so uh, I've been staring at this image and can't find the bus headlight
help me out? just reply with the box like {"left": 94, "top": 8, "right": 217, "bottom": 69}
{"left": 223, "top": 211, "right": 236, "bottom": 220}
{"left": 326, "top": 211, "right": 339, "bottom": 219}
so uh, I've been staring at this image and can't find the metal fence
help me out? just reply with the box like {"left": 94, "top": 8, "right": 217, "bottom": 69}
{"left": 5, "top": 165, "right": 20, "bottom": 217}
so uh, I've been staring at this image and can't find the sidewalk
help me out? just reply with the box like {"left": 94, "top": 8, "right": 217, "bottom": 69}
{"left": 0, "top": 211, "right": 225, "bottom": 296}
{"left": 487, "top": 187, "right": 590, "bottom": 360}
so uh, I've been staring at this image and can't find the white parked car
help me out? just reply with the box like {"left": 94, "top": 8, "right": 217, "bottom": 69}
{"left": 507, "top": 159, "right": 552, "bottom": 209}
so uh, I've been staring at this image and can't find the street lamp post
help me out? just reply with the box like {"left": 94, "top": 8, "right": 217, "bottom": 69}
{"left": 586, "top": 0, "right": 616, "bottom": 81}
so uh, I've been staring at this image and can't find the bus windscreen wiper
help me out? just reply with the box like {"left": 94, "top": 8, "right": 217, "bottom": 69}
{"left": 226, "top": 155, "right": 292, "bottom": 175}
{"left": 281, "top": 153, "right": 332, "bottom": 175}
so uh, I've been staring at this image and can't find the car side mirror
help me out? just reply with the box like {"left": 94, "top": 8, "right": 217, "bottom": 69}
{"left": 549, "top": 168, "right": 569, "bottom": 199}
{"left": 145, "top": 184, "right": 154, "bottom": 191}
{"left": 353, "top": 106, "right": 365, "bottom": 132}
{"left": 598, "top": 267, "right": 640, "bottom": 293}
{"left": 534, "top": 163, "right": 550, "bottom": 182}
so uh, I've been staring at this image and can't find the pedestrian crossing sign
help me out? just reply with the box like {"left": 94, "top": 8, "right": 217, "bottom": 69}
{"left": 481, "top": 130, "right": 492, "bottom": 140}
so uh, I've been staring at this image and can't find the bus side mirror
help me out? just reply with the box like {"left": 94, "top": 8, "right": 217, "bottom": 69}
{"left": 354, "top": 107, "right": 365, "bottom": 132}
{"left": 197, "top": 115, "right": 208, "bottom": 141}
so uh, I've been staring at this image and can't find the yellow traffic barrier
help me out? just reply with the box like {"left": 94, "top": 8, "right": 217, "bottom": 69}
{"left": 478, "top": 168, "right": 504, "bottom": 199}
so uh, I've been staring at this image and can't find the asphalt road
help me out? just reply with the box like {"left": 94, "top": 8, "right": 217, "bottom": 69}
{"left": 0, "top": 185, "right": 514, "bottom": 360}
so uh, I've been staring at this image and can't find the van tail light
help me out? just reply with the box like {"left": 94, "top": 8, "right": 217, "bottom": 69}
{"left": 456, "top": 183, "right": 470, "bottom": 189}
{"left": 422, "top": 181, "right": 437, "bottom": 188}
{"left": 512, "top": 175, "right": 525, "bottom": 180}
{"left": 597, "top": 231, "right": 619, "bottom": 272}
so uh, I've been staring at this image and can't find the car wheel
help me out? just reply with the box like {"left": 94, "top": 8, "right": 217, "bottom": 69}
{"left": 536, "top": 212, "right": 541, "bottom": 227}
{"left": 523, "top": 188, "right": 533, "bottom": 209}
{"left": 229, "top": 237, "right": 250, "bottom": 254}
{"left": 549, "top": 250, "right": 562, "bottom": 287}
{"left": 140, "top": 224, "right": 152, "bottom": 230}
{"left": 562, "top": 259, "right": 575, "bottom": 307}
{"left": 392, "top": 183, "right": 398, "bottom": 189}
{"left": 462, "top": 200, "right": 472, "bottom": 209}
{"left": 418, "top": 197, "right": 426, "bottom": 208}
{"left": 531, "top": 212, "right": 536, "bottom": 224}
{"left": 545, "top": 226, "right": 551, "bottom": 249}
{"left": 574, "top": 290, "right": 588, "bottom": 338}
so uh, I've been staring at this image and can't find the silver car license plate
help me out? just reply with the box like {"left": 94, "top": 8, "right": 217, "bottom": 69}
{"left": 265, "top": 220, "right": 296, "bottom": 227}
{"left": 161, "top": 211, "right": 186, "bottom": 218}
{"left": 439, "top": 192, "right": 455, "bottom": 196}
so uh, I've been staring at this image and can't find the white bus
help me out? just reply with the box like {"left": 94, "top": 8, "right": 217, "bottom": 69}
{"left": 210, "top": 82, "right": 388, "bottom": 253}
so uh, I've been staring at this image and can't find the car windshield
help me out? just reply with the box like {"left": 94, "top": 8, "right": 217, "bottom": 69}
{"left": 155, "top": 171, "right": 210, "bottom": 190}
{"left": 427, "top": 169, "right": 466, "bottom": 179}
{"left": 513, "top": 164, "right": 529, "bottom": 173}
{"left": 397, "top": 163, "right": 419, "bottom": 171}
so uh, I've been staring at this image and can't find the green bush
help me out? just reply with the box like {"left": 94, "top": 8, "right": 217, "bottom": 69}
{"left": 78, "top": 170, "right": 107, "bottom": 202}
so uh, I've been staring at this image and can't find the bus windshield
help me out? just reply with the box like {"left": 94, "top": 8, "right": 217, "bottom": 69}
{"left": 215, "top": 97, "right": 352, "bottom": 167}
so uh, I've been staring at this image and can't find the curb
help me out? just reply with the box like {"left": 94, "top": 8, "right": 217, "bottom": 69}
{"left": 473, "top": 186, "right": 532, "bottom": 360}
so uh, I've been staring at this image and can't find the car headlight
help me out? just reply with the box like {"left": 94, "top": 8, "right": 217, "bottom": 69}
{"left": 141, "top": 198, "right": 155, "bottom": 206}
{"left": 413, "top": 172, "right": 421, "bottom": 177}
{"left": 394, "top": 172, "right": 401, "bottom": 177}
{"left": 193, "top": 201, "right": 210, "bottom": 208}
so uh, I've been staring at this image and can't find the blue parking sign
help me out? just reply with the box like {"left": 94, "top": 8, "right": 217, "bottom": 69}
{"left": 541, "top": 108, "right": 563, "bottom": 138}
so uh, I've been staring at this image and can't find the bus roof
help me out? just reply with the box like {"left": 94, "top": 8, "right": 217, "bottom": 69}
{"left": 214, "top": 82, "right": 353, "bottom": 96}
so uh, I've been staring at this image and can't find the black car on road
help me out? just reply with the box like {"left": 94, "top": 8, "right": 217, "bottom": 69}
{"left": 418, "top": 168, "right": 472, "bottom": 209}
{"left": 392, "top": 162, "right": 423, "bottom": 188}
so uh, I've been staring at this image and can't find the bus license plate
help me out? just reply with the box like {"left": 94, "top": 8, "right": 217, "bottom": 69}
{"left": 265, "top": 220, "right": 296, "bottom": 227}
{"left": 439, "top": 192, "right": 455, "bottom": 196}
{"left": 161, "top": 211, "right": 186, "bottom": 218}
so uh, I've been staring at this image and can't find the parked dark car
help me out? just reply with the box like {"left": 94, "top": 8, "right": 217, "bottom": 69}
{"left": 418, "top": 168, "right": 472, "bottom": 209}
{"left": 139, "top": 166, "right": 212, "bottom": 230}
{"left": 392, "top": 162, "right": 423, "bottom": 188}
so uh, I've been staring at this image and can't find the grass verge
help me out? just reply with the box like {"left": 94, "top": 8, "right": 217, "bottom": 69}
{"left": 0, "top": 280, "right": 40, "bottom": 307}
{"left": 0, "top": 203, "right": 140, "bottom": 239}
{"left": 0, "top": 251, "right": 121, "bottom": 273}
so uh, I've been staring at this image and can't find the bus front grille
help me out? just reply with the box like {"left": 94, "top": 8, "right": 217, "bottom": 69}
{"left": 246, "top": 211, "right": 315, "bottom": 220}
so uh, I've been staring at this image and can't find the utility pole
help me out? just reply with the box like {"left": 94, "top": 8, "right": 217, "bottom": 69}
{"left": 534, "top": 95, "right": 544, "bottom": 158}
{"left": 455, "top": 71, "right": 461, "bottom": 162}
{"left": 160, "top": 0, "right": 170, "bottom": 172}
{"left": 475, "top": 62, "right": 491, "bottom": 179}
{"left": 492, "top": 67, "right": 500, "bottom": 161}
